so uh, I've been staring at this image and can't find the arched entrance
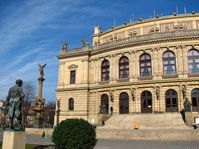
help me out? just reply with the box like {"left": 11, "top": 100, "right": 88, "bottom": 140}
{"left": 119, "top": 92, "right": 129, "bottom": 114}
{"left": 191, "top": 89, "right": 199, "bottom": 112}
{"left": 141, "top": 91, "right": 152, "bottom": 113}
{"left": 165, "top": 89, "right": 178, "bottom": 112}
{"left": 100, "top": 94, "right": 109, "bottom": 114}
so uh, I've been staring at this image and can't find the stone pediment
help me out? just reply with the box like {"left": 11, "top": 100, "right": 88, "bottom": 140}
{"left": 68, "top": 64, "right": 78, "bottom": 69}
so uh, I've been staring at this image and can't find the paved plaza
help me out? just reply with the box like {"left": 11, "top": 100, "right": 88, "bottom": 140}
{"left": 1, "top": 131, "right": 199, "bottom": 149}
{"left": 95, "top": 139, "right": 199, "bottom": 149}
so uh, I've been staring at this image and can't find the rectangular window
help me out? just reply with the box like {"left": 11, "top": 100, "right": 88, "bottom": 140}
{"left": 70, "top": 70, "right": 76, "bottom": 84}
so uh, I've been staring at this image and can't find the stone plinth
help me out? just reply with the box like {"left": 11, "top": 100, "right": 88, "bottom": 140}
{"left": 2, "top": 131, "right": 26, "bottom": 149}
{"left": 34, "top": 114, "right": 44, "bottom": 128}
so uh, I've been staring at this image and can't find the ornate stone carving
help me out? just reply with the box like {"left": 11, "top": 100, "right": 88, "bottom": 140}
{"left": 155, "top": 86, "right": 160, "bottom": 100}
{"left": 109, "top": 90, "right": 114, "bottom": 102}
{"left": 60, "top": 42, "right": 68, "bottom": 55}
{"left": 68, "top": 64, "right": 78, "bottom": 69}
{"left": 131, "top": 88, "right": 136, "bottom": 101}
{"left": 160, "top": 23, "right": 174, "bottom": 32}
{"left": 182, "top": 85, "right": 187, "bottom": 99}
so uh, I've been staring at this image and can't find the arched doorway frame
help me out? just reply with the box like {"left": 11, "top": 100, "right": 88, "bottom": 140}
{"left": 165, "top": 89, "right": 178, "bottom": 112}
{"left": 119, "top": 92, "right": 129, "bottom": 114}
{"left": 100, "top": 94, "right": 109, "bottom": 114}
{"left": 191, "top": 88, "right": 199, "bottom": 112}
{"left": 141, "top": 90, "right": 152, "bottom": 113}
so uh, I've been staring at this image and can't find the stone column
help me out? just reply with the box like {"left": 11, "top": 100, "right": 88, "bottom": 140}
{"left": 38, "top": 77, "right": 45, "bottom": 99}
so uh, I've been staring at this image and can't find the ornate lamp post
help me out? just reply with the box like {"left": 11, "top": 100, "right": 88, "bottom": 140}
{"left": 56, "top": 98, "right": 61, "bottom": 126}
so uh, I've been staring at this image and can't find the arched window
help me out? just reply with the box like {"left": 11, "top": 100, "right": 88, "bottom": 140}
{"left": 165, "top": 89, "right": 178, "bottom": 112}
{"left": 163, "top": 51, "right": 176, "bottom": 75}
{"left": 119, "top": 56, "right": 129, "bottom": 78}
{"left": 141, "top": 91, "right": 152, "bottom": 113}
{"left": 101, "top": 60, "right": 110, "bottom": 81}
{"left": 191, "top": 89, "right": 199, "bottom": 112}
{"left": 140, "top": 53, "right": 152, "bottom": 77}
{"left": 69, "top": 98, "right": 74, "bottom": 111}
{"left": 100, "top": 94, "right": 109, "bottom": 114}
{"left": 188, "top": 49, "right": 199, "bottom": 74}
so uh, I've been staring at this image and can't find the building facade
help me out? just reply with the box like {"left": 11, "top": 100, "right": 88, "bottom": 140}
{"left": 55, "top": 13, "right": 199, "bottom": 124}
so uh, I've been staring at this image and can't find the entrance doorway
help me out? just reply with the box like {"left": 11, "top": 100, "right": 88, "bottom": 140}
{"left": 100, "top": 94, "right": 109, "bottom": 114}
{"left": 119, "top": 92, "right": 129, "bottom": 114}
{"left": 191, "top": 89, "right": 199, "bottom": 112}
{"left": 141, "top": 91, "right": 152, "bottom": 113}
{"left": 165, "top": 89, "right": 178, "bottom": 112}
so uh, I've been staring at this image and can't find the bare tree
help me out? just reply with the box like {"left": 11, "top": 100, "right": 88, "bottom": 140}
{"left": 22, "top": 81, "right": 36, "bottom": 126}
{"left": 44, "top": 101, "right": 56, "bottom": 127}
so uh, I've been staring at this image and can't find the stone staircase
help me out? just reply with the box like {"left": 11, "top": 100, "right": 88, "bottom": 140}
{"left": 103, "top": 113, "right": 189, "bottom": 129}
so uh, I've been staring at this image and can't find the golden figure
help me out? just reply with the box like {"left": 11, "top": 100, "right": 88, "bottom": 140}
{"left": 38, "top": 64, "right": 46, "bottom": 77}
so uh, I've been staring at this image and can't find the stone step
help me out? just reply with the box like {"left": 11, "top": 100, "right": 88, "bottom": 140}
{"left": 103, "top": 113, "right": 188, "bottom": 129}
{"left": 96, "top": 128, "right": 198, "bottom": 140}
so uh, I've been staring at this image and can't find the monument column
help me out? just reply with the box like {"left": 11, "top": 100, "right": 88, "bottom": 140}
{"left": 32, "top": 64, "right": 47, "bottom": 128}
{"left": 38, "top": 77, "right": 45, "bottom": 98}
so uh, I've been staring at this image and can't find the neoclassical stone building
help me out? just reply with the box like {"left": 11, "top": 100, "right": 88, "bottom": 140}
{"left": 55, "top": 13, "right": 199, "bottom": 124}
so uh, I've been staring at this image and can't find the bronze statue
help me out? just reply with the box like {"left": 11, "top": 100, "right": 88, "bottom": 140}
{"left": 6, "top": 79, "right": 25, "bottom": 130}
{"left": 38, "top": 64, "right": 46, "bottom": 77}
{"left": 183, "top": 98, "right": 192, "bottom": 112}
{"left": 81, "top": 38, "right": 88, "bottom": 47}
{"left": 39, "top": 64, "right": 46, "bottom": 77}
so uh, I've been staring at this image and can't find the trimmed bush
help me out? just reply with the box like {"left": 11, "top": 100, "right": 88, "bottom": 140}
{"left": 52, "top": 119, "right": 96, "bottom": 149}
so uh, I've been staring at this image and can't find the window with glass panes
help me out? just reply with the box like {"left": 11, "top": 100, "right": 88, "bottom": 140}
{"left": 140, "top": 53, "right": 152, "bottom": 76}
{"left": 119, "top": 56, "right": 129, "bottom": 78}
{"left": 191, "top": 89, "right": 199, "bottom": 112}
{"left": 163, "top": 51, "right": 176, "bottom": 74}
{"left": 69, "top": 98, "right": 74, "bottom": 110}
{"left": 101, "top": 60, "right": 110, "bottom": 81}
{"left": 70, "top": 70, "right": 76, "bottom": 84}
{"left": 188, "top": 49, "right": 199, "bottom": 74}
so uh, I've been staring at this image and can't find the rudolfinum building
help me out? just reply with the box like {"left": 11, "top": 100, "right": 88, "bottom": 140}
{"left": 55, "top": 13, "right": 199, "bottom": 125}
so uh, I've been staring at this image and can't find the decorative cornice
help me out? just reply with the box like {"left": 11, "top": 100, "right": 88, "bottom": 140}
{"left": 58, "top": 30, "right": 199, "bottom": 59}
{"left": 56, "top": 77, "right": 199, "bottom": 92}
{"left": 56, "top": 87, "right": 89, "bottom": 92}
{"left": 92, "top": 30, "right": 199, "bottom": 55}
{"left": 58, "top": 51, "right": 90, "bottom": 59}
{"left": 94, "top": 14, "right": 199, "bottom": 37}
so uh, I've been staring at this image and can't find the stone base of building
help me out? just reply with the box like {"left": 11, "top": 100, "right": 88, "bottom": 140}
{"left": 2, "top": 131, "right": 26, "bottom": 149}
{"left": 185, "top": 112, "right": 199, "bottom": 126}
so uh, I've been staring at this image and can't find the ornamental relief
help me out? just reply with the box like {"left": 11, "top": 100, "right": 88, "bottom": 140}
{"left": 102, "top": 31, "right": 125, "bottom": 43}
{"left": 128, "top": 27, "right": 140, "bottom": 36}
{"left": 160, "top": 23, "right": 174, "bottom": 32}
{"left": 180, "top": 21, "right": 192, "bottom": 30}
{"left": 143, "top": 25, "right": 156, "bottom": 34}
{"left": 68, "top": 64, "right": 78, "bottom": 69}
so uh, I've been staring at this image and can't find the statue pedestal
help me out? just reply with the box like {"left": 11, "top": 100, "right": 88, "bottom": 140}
{"left": 34, "top": 114, "right": 44, "bottom": 128}
{"left": 2, "top": 131, "right": 26, "bottom": 149}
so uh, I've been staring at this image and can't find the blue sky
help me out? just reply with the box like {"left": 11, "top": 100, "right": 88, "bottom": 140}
{"left": 0, "top": 0, "right": 198, "bottom": 102}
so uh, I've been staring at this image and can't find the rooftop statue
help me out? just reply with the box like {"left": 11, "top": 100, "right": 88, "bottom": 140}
{"left": 6, "top": 79, "right": 25, "bottom": 130}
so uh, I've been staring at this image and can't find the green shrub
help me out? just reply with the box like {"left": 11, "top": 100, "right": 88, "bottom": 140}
{"left": 52, "top": 119, "right": 96, "bottom": 149}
